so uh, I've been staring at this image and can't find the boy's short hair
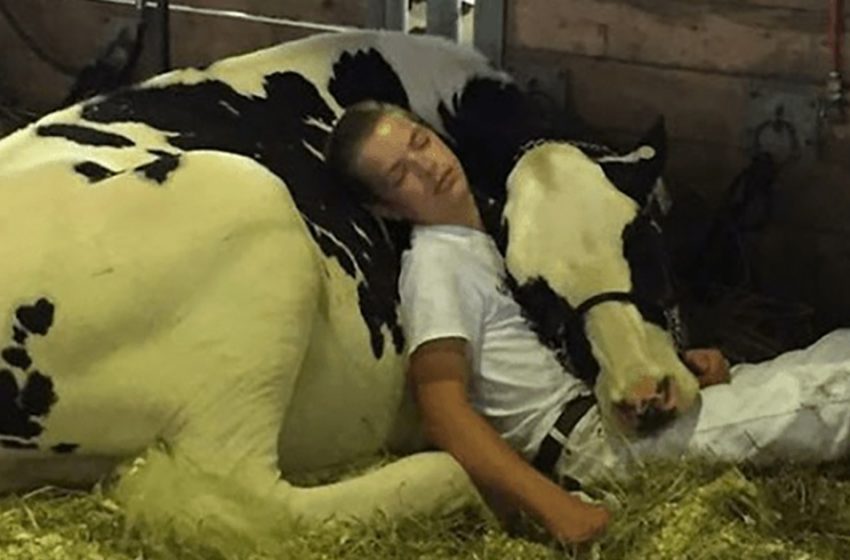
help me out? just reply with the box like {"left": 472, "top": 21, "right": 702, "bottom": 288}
{"left": 323, "top": 100, "right": 429, "bottom": 205}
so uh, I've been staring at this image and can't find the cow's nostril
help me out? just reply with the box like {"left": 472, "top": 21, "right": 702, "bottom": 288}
{"left": 657, "top": 376, "right": 670, "bottom": 397}
{"left": 636, "top": 406, "right": 677, "bottom": 435}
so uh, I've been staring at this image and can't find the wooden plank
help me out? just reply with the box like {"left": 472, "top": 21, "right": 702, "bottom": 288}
{"left": 473, "top": 0, "right": 505, "bottom": 66}
{"left": 505, "top": 47, "right": 752, "bottom": 147}
{"left": 506, "top": 0, "right": 849, "bottom": 81}
{"left": 723, "top": 0, "right": 836, "bottom": 9}
{"left": 612, "top": 0, "right": 832, "bottom": 14}
{"left": 505, "top": 47, "right": 850, "bottom": 164}
{"left": 427, "top": 0, "right": 461, "bottom": 42}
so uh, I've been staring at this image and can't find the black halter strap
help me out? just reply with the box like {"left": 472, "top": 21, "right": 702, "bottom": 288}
{"left": 575, "top": 290, "right": 688, "bottom": 351}
{"left": 575, "top": 291, "right": 637, "bottom": 316}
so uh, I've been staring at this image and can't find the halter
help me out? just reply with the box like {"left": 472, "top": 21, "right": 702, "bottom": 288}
{"left": 575, "top": 290, "right": 688, "bottom": 351}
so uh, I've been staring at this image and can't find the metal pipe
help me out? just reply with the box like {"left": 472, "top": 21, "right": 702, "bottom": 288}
{"left": 85, "top": 0, "right": 360, "bottom": 34}
{"left": 427, "top": 0, "right": 461, "bottom": 41}
{"left": 157, "top": 0, "right": 170, "bottom": 71}
{"left": 384, "top": 0, "right": 407, "bottom": 32}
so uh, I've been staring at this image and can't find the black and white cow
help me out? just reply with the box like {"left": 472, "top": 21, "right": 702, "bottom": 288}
{"left": 0, "top": 31, "right": 698, "bottom": 549}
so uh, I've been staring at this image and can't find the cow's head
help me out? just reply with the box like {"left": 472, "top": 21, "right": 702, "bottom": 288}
{"left": 502, "top": 122, "right": 700, "bottom": 437}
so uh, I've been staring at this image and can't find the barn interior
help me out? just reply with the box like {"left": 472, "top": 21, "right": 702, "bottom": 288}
{"left": 0, "top": 1, "right": 849, "bottom": 559}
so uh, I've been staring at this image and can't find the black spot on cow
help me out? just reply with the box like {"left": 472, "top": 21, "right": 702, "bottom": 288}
{"left": 148, "top": 149, "right": 175, "bottom": 158}
{"left": 16, "top": 298, "right": 55, "bottom": 336}
{"left": 0, "top": 369, "right": 44, "bottom": 440}
{"left": 440, "top": 79, "right": 536, "bottom": 203}
{"left": 80, "top": 53, "right": 411, "bottom": 358}
{"left": 622, "top": 215, "right": 674, "bottom": 330}
{"left": 328, "top": 49, "right": 410, "bottom": 110}
{"left": 1, "top": 439, "right": 38, "bottom": 450}
{"left": 0, "top": 370, "right": 17, "bottom": 398}
{"left": 135, "top": 152, "right": 181, "bottom": 184}
{"left": 21, "top": 371, "right": 57, "bottom": 417}
{"left": 12, "top": 326, "right": 27, "bottom": 345}
{"left": 51, "top": 443, "right": 79, "bottom": 454}
{"left": 2, "top": 346, "right": 31, "bottom": 370}
{"left": 37, "top": 124, "right": 135, "bottom": 148}
{"left": 0, "top": 298, "right": 60, "bottom": 447}
{"left": 507, "top": 276, "right": 600, "bottom": 387}
{"left": 74, "top": 161, "right": 117, "bottom": 183}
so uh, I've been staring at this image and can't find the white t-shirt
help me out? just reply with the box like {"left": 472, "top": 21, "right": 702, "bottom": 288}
{"left": 399, "top": 224, "right": 591, "bottom": 458}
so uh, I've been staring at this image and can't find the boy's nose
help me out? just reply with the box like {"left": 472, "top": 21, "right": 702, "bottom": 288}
{"left": 407, "top": 153, "right": 439, "bottom": 180}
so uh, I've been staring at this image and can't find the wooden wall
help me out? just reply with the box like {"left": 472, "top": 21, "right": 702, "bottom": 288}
{"left": 0, "top": 0, "right": 366, "bottom": 111}
{"left": 504, "top": 0, "right": 850, "bottom": 331}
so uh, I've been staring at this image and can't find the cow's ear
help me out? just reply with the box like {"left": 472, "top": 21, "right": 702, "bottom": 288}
{"left": 631, "top": 117, "right": 667, "bottom": 207}
{"left": 637, "top": 116, "right": 667, "bottom": 173}
{"left": 599, "top": 116, "right": 667, "bottom": 208}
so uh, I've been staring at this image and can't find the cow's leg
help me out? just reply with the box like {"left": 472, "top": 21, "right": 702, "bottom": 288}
{"left": 284, "top": 450, "right": 485, "bottom": 523}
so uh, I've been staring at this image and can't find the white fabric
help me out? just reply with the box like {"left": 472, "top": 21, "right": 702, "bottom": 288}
{"left": 556, "top": 328, "right": 850, "bottom": 488}
{"left": 399, "top": 225, "right": 590, "bottom": 457}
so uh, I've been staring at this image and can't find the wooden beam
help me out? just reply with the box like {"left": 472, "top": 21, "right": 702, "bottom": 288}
{"left": 506, "top": 0, "right": 849, "bottom": 82}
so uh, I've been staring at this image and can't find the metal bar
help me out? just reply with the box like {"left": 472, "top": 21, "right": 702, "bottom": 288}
{"left": 157, "top": 0, "right": 171, "bottom": 71}
{"left": 85, "top": 0, "right": 360, "bottom": 33}
{"left": 366, "top": 0, "right": 386, "bottom": 29}
{"left": 427, "top": 0, "right": 460, "bottom": 41}
{"left": 473, "top": 0, "right": 504, "bottom": 67}
{"left": 384, "top": 0, "right": 407, "bottom": 31}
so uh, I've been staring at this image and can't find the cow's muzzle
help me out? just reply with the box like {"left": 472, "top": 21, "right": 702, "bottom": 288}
{"left": 613, "top": 376, "right": 680, "bottom": 436}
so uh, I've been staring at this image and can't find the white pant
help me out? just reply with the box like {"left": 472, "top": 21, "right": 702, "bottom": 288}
{"left": 555, "top": 329, "right": 850, "bottom": 488}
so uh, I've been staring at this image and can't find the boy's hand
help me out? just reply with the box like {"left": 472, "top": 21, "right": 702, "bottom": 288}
{"left": 682, "top": 348, "right": 731, "bottom": 388}
{"left": 544, "top": 495, "right": 612, "bottom": 544}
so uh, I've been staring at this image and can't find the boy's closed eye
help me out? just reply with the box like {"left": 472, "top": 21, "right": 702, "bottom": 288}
{"left": 410, "top": 127, "right": 430, "bottom": 150}
{"left": 388, "top": 162, "right": 407, "bottom": 188}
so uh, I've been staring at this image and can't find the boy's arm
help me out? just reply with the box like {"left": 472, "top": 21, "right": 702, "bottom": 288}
{"left": 681, "top": 348, "right": 731, "bottom": 388}
{"left": 409, "top": 337, "right": 611, "bottom": 545}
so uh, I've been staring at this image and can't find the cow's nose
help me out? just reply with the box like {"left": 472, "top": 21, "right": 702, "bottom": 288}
{"left": 628, "top": 375, "right": 671, "bottom": 409}
{"left": 618, "top": 376, "right": 679, "bottom": 435}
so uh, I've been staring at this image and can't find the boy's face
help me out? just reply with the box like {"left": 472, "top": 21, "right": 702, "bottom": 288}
{"left": 351, "top": 113, "right": 471, "bottom": 225}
